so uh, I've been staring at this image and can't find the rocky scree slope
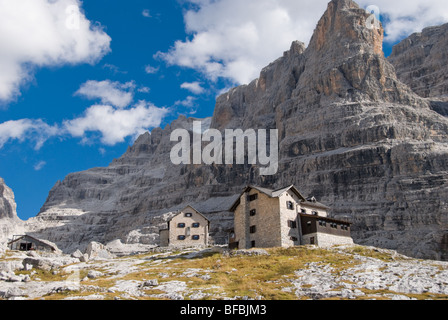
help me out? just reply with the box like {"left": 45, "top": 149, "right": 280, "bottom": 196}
{"left": 27, "top": 0, "right": 448, "bottom": 260}
{"left": 1, "top": 245, "right": 448, "bottom": 300}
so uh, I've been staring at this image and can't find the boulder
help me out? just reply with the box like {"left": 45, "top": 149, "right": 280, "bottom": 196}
{"left": 85, "top": 241, "right": 115, "bottom": 261}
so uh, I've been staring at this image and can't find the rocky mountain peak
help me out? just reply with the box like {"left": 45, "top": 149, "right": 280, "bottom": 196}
{"left": 308, "top": 0, "right": 383, "bottom": 55}
{"left": 0, "top": 178, "right": 18, "bottom": 220}
{"left": 298, "top": 0, "right": 422, "bottom": 105}
{"left": 26, "top": 1, "right": 448, "bottom": 261}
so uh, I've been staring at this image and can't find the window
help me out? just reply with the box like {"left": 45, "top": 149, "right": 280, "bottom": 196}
{"left": 192, "top": 222, "right": 200, "bottom": 228}
{"left": 290, "top": 236, "right": 298, "bottom": 241}
{"left": 306, "top": 221, "right": 312, "bottom": 227}
{"left": 312, "top": 211, "right": 318, "bottom": 216}
{"left": 177, "top": 235, "right": 186, "bottom": 240}
{"left": 192, "top": 235, "right": 200, "bottom": 240}
{"left": 177, "top": 223, "right": 185, "bottom": 228}
{"left": 250, "top": 241, "right": 256, "bottom": 248}
{"left": 288, "top": 220, "right": 297, "bottom": 228}
{"left": 301, "top": 209, "right": 307, "bottom": 213}
{"left": 310, "top": 237, "right": 315, "bottom": 245}
{"left": 318, "top": 220, "right": 326, "bottom": 227}
{"left": 248, "top": 194, "right": 258, "bottom": 201}
{"left": 184, "top": 212, "right": 193, "bottom": 217}
{"left": 249, "top": 225, "right": 256, "bottom": 233}
{"left": 286, "top": 201, "right": 294, "bottom": 210}
{"left": 250, "top": 209, "right": 256, "bottom": 216}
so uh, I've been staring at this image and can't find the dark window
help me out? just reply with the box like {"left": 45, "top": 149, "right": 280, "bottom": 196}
{"left": 192, "top": 223, "right": 200, "bottom": 228}
{"left": 250, "top": 241, "right": 256, "bottom": 248}
{"left": 288, "top": 220, "right": 297, "bottom": 228}
{"left": 177, "top": 223, "right": 185, "bottom": 228}
{"left": 286, "top": 201, "right": 294, "bottom": 210}
{"left": 178, "top": 235, "right": 186, "bottom": 240}
{"left": 312, "top": 211, "right": 318, "bottom": 215}
{"left": 301, "top": 209, "right": 307, "bottom": 213}
{"left": 249, "top": 225, "right": 256, "bottom": 233}
{"left": 290, "top": 236, "right": 298, "bottom": 241}
{"left": 184, "top": 212, "right": 193, "bottom": 217}
{"left": 318, "top": 220, "right": 326, "bottom": 227}
{"left": 310, "top": 237, "right": 315, "bottom": 245}
{"left": 192, "top": 235, "right": 200, "bottom": 240}
{"left": 250, "top": 209, "right": 256, "bottom": 216}
{"left": 248, "top": 194, "right": 258, "bottom": 201}
{"left": 306, "top": 221, "right": 312, "bottom": 227}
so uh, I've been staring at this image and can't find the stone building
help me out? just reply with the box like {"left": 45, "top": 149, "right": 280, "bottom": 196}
{"left": 229, "top": 185, "right": 353, "bottom": 249}
{"left": 159, "top": 205, "right": 210, "bottom": 247}
{"left": 7, "top": 234, "right": 59, "bottom": 252}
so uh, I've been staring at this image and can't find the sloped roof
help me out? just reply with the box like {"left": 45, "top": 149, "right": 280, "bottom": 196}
{"left": 229, "top": 185, "right": 308, "bottom": 211}
{"left": 7, "top": 234, "right": 59, "bottom": 252}
{"left": 167, "top": 205, "right": 210, "bottom": 222}
{"left": 301, "top": 198, "right": 330, "bottom": 210}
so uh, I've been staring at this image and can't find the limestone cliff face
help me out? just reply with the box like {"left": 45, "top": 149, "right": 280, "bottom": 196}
{"left": 30, "top": 0, "right": 448, "bottom": 260}
{"left": 388, "top": 23, "right": 448, "bottom": 116}
{"left": 0, "top": 178, "right": 17, "bottom": 220}
{"left": 0, "top": 178, "right": 24, "bottom": 243}
{"left": 388, "top": 23, "right": 448, "bottom": 99}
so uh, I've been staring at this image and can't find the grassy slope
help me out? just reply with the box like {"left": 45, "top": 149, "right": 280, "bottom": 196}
{"left": 4, "top": 245, "right": 448, "bottom": 300}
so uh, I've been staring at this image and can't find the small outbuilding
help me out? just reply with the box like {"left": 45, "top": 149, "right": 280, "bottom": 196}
{"left": 159, "top": 205, "right": 210, "bottom": 248}
{"left": 7, "top": 235, "right": 59, "bottom": 252}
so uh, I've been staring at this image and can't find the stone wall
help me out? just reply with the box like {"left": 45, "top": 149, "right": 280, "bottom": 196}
{"left": 279, "top": 190, "right": 302, "bottom": 247}
{"left": 168, "top": 208, "right": 209, "bottom": 247}
{"left": 234, "top": 189, "right": 283, "bottom": 249}
{"left": 302, "top": 232, "right": 354, "bottom": 247}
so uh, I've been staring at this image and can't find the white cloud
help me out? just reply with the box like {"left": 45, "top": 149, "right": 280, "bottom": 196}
{"left": 138, "top": 86, "right": 151, "bottom": 93}
{"left": 356, "top": 0, "right": 448, "bottom": 42}
{"left": 63, "top": 101, "right": 169, "bottom": 145}
{"left": 0, "top": 0, "right": 111, "bottom": 103}
{"left": 103, "top": 63, "right": 128, "bottom": 75}
{"left": 142, "top": 9, "right": 152, "bottom": 18}
{"left": 0, "top": 119, "right": 59, "bottom": 150}
{"left": 157, "top": 0, "right": 327, "bottom": 85}
{"left": 144, "top": 65, "right": 159, "bottom": 74}
{"left": 33, "top": 161, "right": 47, "bottom": 171}
{"left": 0, "top": 99, "right": 169, "bottom": 149}
{"left": 158, "top": 0, "right": 448, "bottom": 85}
{"left": 75, "top": 80, "right": 136, "bottom": 108}
{"left": 180, "top": 81, "right": 205, "bottom": 94}
{"left": 175, "top": 96, "right": 197, "bottom": 108}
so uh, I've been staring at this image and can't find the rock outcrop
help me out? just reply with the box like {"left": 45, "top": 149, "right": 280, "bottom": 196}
{"left": 0, "top": 178, "right": 24, "bottom": 244}
{"left": 0, "top": 178, "right": 17, "bottom": 220}
{"left": 27, "top": 0, "right": 448, "bottom": 260}
{"left": 388, "top": 22, "right": 448, "bottom": 116}
{"left": 388, "top": 23, "right": 448, "bottom": 100}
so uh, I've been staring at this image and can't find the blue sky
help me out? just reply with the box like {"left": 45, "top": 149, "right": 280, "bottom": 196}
{"left": 0, "top": 0, "right": 447, "bottom": 220}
